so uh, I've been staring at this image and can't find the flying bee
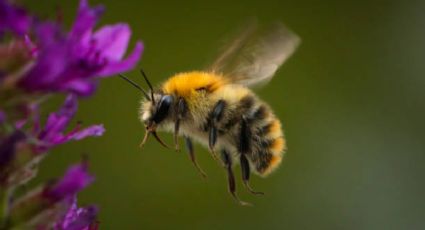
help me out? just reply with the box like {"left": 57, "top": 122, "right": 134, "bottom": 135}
{"left": 120, "top": 23, "right": 300, "bottom": 205}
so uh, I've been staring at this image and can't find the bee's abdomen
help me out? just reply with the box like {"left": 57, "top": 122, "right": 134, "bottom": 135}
{"left": 254, "top": 118, "right": 285, "bottom": 176}
{"left": 197, "top": 86, "right": 285, "bottom": 176}
{"left": 219, "top": 94, "right": 286, "bottom": 176}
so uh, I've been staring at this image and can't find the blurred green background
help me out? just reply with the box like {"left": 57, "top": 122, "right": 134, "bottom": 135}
{"left": 24, "top": 0, "right": 425, "bottom": 229}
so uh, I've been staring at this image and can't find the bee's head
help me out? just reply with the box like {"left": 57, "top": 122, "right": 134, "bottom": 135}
{"left": 140, "top": 93, "right": 174, "bottom": 128}
{"left": 119, "top": 70, "right": 171, "bottom": 148}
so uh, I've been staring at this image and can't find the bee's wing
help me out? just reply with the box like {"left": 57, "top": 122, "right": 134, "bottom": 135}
{"left": 208, "top": 22, "right": 301, "bottom": 87}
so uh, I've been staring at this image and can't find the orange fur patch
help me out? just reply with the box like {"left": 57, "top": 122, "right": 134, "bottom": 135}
{"left": 269, "top": 119, "right": 281, "bottom": 134}
{"left": 262, "top": 155, "right": 282, "bottom": 176}
{"left": 162, "top": 71, "right": 226, "bottom": 98}
{"left": 270, "top": 155, "right": 281, "bottom": 165}
{"left": 271, "top": 137, "right": 285, "bottom": 153}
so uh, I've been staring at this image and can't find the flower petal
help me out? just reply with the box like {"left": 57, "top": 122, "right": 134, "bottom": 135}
{"left": 97, "top": 41, "right": 143, "bottom": 77}
{"left": 17, "top": 0, "right": 142, "bottom": 95}
{"left": 70, "top": 0, "right": 104, "bottom": 39}
{"left": 38, "top": 95, "right": 77, "bottom": 144}
{"left": 19, "top": 47, "right": 68, "bottom": 90}
{"left": 55, "top": 196, "right": 98, "bottom": 230}
{"left": 56, "top": 196, "right": 79, "bottom": 229}
{"left": 52, "top": 124, "right": 104, "bottom": 146}
{"left": 34, "top": 22, "right": 65, "bottom": 49}
{"left": 92, "top": 23, "right": 131, "bottom": 60}
{"left": 71, "top": 124, "right": 105, "bottom": 140}
{"left": 0, "top": 109, "right": 6, "bottom": 123}
{"left": 64, "top": 205, "right": 98, "bottom": 230}
{"left": 62, "top": 79, "right": 98, "bottom": 97}
{"left": 58, "top": 94, "right": 79, "bottom": 116}
{"left": 24, "top": 35, "right": 38, "bottom": 57}
{"left": 0, "top": 0, "right": 32, "bottom": 35}
{"left": 44, "top": 163, "right": 94, "bottom": 201}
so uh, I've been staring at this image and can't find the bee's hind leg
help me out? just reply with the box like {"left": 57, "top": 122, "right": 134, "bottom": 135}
{"left": 240, "top": 154, "right": 264, "bottom": 195}
{"left": 184, "top": 137, "right": 207, "bottom": 178}
{"left": 221, "top": 149, "right": 251, "bottom": 206}
{"left": 239, "top": 117, "right": 264, "bottom": 196}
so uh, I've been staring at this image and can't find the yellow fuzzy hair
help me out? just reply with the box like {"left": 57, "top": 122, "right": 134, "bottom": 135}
{"left": 162, "top": 71, "right": 227, "bottom": 98}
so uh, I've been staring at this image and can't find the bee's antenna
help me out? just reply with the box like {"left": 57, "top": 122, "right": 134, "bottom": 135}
{"left": 140, "top": 69, "right": 155, "bottom": 104}
{"left": 118, "top": 74, "right": 151, "bottom": 101}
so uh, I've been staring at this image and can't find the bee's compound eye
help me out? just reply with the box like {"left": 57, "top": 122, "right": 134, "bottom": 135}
{"left": 153, "top": 95, "right": 173, "bottom": 124}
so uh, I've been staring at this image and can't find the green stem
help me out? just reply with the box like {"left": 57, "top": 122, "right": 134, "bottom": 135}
{"left": 0, "top": 187, "right": 12, "bottom": 229}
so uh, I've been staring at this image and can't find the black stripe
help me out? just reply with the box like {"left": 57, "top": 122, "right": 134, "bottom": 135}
{"left": 250, "top": 105, "right": 267, "bottom": 121}
{"left": 256, "top": 151, "right": 273, "bottom": 173}
{"left": 260, "top": 122, "right": 272, "bottom": 134}
{"left": 259, "top": 138, "right": 274, "bottom": 149}
{"left": 240, "top": 96, "right": 255, "bottom": 111}
{"left": 220, "top": 98, "right": 253, "bottom": 132}
{"left": 216, "top": 96, "right": 255, "bottom": 134}
{"left": 238, "top": 117, "right": 251, "bottom": 154}
{"left": 220, "top": 115, "right": 239, "bottom": 134}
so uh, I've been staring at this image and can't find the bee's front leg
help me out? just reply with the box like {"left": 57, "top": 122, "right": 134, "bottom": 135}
{"left": 174, "top": 97, "right": 187, "bottom": 151}
{"left": 239, "top": 117, "right": 264, "bottom": 195}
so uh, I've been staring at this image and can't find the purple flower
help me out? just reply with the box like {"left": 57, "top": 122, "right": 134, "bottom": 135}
{"left": 44, "top": 163, "right": 94, "bottom": 202}
{"left": 0, "top": 0, "right": 143, "bottom": 227}
{"left": 6, "top": 163, "right": 96, "bottom": 228}
{"left": 24, "top": 35, "right": 38, "bottom": 57}
{"left": 36, "top": 94, "right": 105, "bottom": 152}
{"left": 0, "top": 0, "right": 31, "bottom": 36}
{"left": 55, "top": 197, "right": 98, "bottom": 230}
{"left": 0, "top": 109, "right": 6, "bottom": 123}
{"left": 18, "top": 0, "right": 143, "bottom": 96}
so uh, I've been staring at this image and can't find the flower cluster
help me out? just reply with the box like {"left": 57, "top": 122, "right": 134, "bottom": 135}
{"left": 18, "top": 0, "right": 143, "bottom": 96}
{"left": 0, "top": 0, "right": 142, "bottom": 228}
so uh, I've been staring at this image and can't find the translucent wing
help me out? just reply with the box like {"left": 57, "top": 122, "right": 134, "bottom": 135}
{"left": 208, "top": 22, "right": 301, "bottom": 87}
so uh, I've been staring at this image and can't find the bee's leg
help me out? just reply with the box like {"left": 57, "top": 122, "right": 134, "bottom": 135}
{"left": 208, "top": 100, "right": 226, "bottom": 161}
{"left": 184, "top": 137, "right": 207, "bottom": 178}
{"left": 174, "top": 119, "right": 180, "bottom": 151}
{"left": 174, "top": 98, "right": 187, "bottom": 151}
{"left": 208, "top": 126, "right": 220, "bottom": 162}
{"left": 240, "top": 154, "right": 264, "bottom": 195}
{"left": 239, "top": 117, "right": 264, "bottom": 195}
{"left": 221, "top": 149, "right": 251, "bottom": 206}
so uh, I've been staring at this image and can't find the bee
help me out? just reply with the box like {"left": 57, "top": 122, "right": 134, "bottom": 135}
{"left": 120, "top": 23, "right": 300, "bottom": 205}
